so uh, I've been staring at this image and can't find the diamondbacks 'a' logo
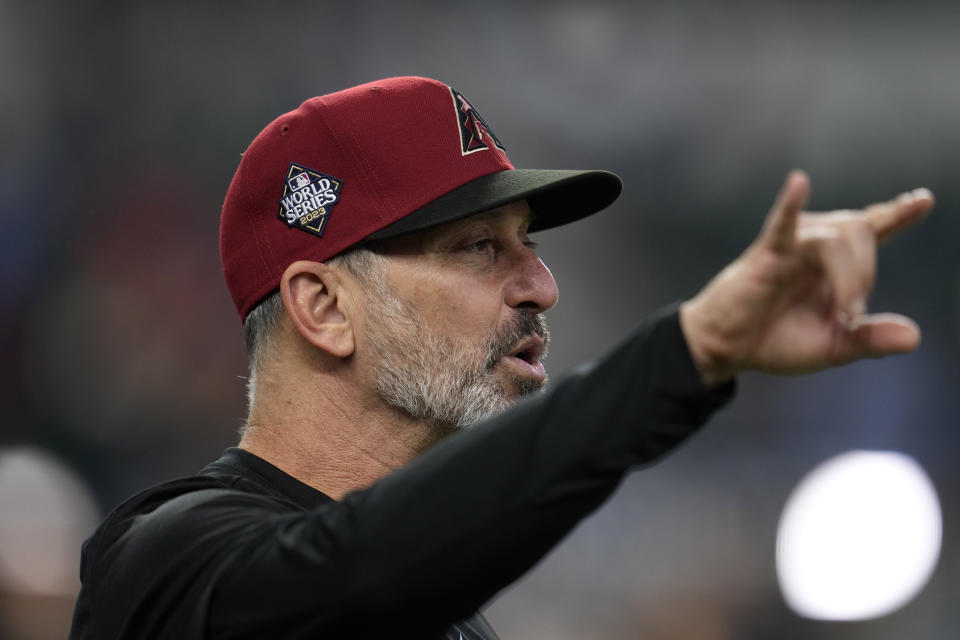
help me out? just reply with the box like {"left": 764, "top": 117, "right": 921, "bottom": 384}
{"left": 450, "top": 87, "right": 505, "bottom": 156}
{"left": 277, "top": 162, "right": 343, "bottom": 238}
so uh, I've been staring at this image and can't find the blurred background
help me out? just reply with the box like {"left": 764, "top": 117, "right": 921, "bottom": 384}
{"left": 1, "top": 1, "right": 958, "bottom": 638}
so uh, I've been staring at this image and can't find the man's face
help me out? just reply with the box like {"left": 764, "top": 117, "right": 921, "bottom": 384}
{"left": 360, "top": 200, "right": 559, "bottom": 429}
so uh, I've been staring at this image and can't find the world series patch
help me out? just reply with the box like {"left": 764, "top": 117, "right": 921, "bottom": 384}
{"left": 278, "top": 162, "right": 343, "bottom": 237}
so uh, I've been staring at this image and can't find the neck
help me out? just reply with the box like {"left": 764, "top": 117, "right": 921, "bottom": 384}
{"left": 239, "top": 374, "right": 454, "bottom": 501}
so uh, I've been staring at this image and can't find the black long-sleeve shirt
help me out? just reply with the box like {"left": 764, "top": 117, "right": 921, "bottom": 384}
{"left": 69, "top": 307, "right": 734, "bottom": 639}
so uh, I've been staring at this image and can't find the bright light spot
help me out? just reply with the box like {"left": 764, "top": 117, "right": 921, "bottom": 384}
{"left": 776, "top": 450, "right": 941, "bottom": 621}
{"left": 0, "top": 447, "right": 100, "bottom": 595}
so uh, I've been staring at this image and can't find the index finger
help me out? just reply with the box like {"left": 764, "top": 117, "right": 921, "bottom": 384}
{"left": 759, "top": 170, "right": 810, "bottom": 251}
{"left": 865, "top": 188, "right": 935, "bottom": 244}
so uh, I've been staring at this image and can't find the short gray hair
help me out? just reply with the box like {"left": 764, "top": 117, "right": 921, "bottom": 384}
{"left": 240, "top": 246, "right": 385, "bottom": 433}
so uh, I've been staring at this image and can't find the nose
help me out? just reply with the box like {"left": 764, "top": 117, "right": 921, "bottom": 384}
{"left": 504, "top": 246, "right": 559, "bottom": 313}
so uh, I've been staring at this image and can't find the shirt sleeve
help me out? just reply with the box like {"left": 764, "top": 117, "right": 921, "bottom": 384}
{"left": 208, "top": 305, "right": 734, "bottom": 638}
{"left": 78, "top": 306, "right": 735, "bottom": 640}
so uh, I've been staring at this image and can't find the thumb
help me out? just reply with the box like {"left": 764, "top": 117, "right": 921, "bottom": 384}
{"left": 844, "top": 313, "right": 921, "bottom": 359}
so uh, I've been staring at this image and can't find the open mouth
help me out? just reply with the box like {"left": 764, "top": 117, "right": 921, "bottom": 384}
{"left": 502, "top": 335, "right": 547, "bottom": 383}
{"left": 507, "top": 335, "right": 545, "bottom": 364}
{"left": 512, "top": 347, "right": 537, "bottom": 365}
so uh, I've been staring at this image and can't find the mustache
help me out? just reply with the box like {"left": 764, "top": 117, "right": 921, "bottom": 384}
{"left": 485, "top": 313, "right": 550, "bottom": 368}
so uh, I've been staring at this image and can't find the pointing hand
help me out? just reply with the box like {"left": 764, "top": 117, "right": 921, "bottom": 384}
{"left": 680, "top": 171, "right": 934, "bottom": 386}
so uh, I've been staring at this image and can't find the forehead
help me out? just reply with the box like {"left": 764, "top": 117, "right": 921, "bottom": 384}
{"left": 374, "top": 200, "right": 534, "bottom": 253}
{"left": 427, "top": 199, "right": 534, "bottom": 235}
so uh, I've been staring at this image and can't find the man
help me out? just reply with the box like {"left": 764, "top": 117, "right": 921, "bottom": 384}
{"left": 69, "top": 76, "right": 932, "bottom": 639}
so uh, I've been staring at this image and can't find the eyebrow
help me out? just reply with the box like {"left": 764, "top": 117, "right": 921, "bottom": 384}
{"left": 468, "top": 207, "right": 536, "bottom": 227}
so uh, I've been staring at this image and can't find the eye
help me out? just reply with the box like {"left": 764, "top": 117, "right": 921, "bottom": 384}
{"left": 465, "top": 238, "right": 495, "bottom": 254}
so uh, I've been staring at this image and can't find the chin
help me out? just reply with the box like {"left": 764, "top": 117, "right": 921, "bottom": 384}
{"left": 506, "top": 375, "right": 547, "bottom": 400}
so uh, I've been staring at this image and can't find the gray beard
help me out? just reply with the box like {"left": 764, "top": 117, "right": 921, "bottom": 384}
{"left": 364, "top": 283, "right": 549, "bottom": 430}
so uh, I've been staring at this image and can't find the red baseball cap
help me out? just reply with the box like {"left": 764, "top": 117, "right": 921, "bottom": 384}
{"left": 220, "top": 76, "right": 622, "bottom": 319}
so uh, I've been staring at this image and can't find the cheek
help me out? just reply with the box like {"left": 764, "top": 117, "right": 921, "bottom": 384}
{"left": 388, "top": 263, "right": 505, "bottom": 341}
{"left": 417, "top": 289, "right": 504, "bottom": 342}
{"left": 436, "top": 303, "right": 502, "bottom": 342}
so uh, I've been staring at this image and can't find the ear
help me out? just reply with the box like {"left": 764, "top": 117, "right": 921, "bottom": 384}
{"left": 279, "top": 260, "right": 355, "bottom": 358}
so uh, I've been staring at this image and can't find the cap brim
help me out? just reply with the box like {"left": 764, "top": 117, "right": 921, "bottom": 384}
{"left": 365, "top": 168, "right": 622, "bottom": 240}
